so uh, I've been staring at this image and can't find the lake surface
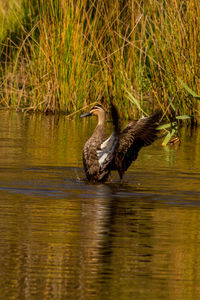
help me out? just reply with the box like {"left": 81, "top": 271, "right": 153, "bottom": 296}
{"left": 0, "top": 110, "right": 200, "bottom": 299}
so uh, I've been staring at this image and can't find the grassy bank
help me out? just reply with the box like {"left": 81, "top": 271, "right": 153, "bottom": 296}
{"left": 0, "top": 0, "right": 200, "bottom": 119}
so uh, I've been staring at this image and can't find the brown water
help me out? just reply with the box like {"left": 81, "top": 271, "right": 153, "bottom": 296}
{"left": 0, "top": 111, "right": 200, "bottom": 300}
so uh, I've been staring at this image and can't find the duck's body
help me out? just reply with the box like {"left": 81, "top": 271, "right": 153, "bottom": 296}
{"left": 82, "top": 123, "right": 106, "bottom": 182}
{"left": 81, "top": 103, "right": 160, "bottom": 183}
{"left": 82, "top": 104, "right": 119, "bottom": 182}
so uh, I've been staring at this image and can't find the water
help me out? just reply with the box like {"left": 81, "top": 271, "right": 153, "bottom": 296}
{"left": 0, "top": 111, "right": 200, "bottom": 299}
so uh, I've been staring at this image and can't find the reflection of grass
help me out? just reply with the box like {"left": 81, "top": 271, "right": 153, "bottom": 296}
{"left": 0, "top": 0, "right": 200, "bottom": 120}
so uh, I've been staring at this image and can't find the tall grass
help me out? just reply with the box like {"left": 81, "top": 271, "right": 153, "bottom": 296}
{"left": 0, "top": 0, "right": 200, "bottom": 119}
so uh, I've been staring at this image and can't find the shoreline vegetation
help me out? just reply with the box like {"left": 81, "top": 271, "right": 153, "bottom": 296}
{"left": 0, "top": 0, "right": 200, "bottom": 121}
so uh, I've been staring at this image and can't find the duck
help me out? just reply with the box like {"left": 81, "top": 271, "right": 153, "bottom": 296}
{"left": 81, "top": 103, "right": 160, "bottom": 183}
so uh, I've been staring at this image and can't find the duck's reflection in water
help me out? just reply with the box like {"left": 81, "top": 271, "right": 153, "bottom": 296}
{"left": 77, "top": 183, "right": 155, "bottom": 299}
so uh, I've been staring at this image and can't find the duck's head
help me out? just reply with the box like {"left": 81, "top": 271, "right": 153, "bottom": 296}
{"left": 80, "top": 104, "right": 106, "bottom": 120}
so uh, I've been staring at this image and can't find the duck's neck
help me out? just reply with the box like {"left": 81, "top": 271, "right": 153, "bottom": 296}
{"left": 97, "top": 110, "right": 106, "bottom": 126}
{"left": 92, "top": 112, "right": 106, "bottom": 141}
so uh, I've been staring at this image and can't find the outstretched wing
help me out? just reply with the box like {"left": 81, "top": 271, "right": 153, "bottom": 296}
{"left": 97, "top": 132, "right": 118, "bottom": 180}
{"left": 115, "top": 112, "right": 160, "bottom": 176}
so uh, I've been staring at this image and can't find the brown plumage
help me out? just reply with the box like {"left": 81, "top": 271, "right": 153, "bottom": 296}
{"left": 114, "top": 112, "right": 160, "bottom": 179}
{"left": 81, "top": 103, "right": 160, "bottom": 183}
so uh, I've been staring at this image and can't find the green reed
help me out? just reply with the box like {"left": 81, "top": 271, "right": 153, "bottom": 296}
{"left": 0, "top": 0, "right": 200, "bottom": 119}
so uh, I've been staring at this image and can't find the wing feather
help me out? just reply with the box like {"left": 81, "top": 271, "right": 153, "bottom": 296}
{"left": 115, "top": 112, "right": 160, "bottom": 174}
{"left": 97, "top": 133, "right": 118, "bottom": 169}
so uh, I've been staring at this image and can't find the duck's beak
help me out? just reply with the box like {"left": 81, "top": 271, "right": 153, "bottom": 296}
{"left": 80, "top": 111, "right": 92, "bottom": 118}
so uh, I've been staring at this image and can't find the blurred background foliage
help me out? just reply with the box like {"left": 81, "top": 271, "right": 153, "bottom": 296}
{"left": 0, "top": 0, "right": 199, "bottom": 119}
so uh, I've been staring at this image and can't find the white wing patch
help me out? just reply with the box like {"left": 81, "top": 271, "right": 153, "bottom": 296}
{"left": 98, "top": 152, "right": 109, "bottom": 167}
{"left": 97, "top": 133, "right": 117, "bottom": 168}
